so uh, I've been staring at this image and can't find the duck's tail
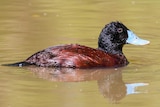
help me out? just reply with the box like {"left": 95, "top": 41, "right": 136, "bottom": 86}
{"left": 2, "top": 61, "right": 31, "bottom": 67}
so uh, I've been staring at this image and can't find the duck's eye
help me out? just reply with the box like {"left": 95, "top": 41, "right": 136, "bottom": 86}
{"left": 117, "top": 28, "right": 123, "bottom": 33}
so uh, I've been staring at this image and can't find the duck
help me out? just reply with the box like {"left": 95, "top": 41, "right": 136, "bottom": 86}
{"left": 4, "top": 21, "right": 150, "bottom": 68}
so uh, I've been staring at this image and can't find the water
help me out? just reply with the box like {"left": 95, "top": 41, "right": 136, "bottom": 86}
{"left": 0, "top": 0, "right": 160, "bottom": 107}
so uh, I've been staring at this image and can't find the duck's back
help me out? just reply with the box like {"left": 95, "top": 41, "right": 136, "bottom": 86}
{"left": 25, "top": 44, "right": 128, "bottom": 68}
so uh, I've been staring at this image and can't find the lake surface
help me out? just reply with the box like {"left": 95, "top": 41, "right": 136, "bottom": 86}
{"left": 0, "top": 0, "right": 160, "bottom": 107}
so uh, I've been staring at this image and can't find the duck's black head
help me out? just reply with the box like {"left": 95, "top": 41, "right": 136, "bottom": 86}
{"left": 98, "top": 21, "right": 150, "bottom": 54}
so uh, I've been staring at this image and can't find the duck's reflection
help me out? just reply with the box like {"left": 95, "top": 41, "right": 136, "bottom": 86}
{"left": 27, "top": 66, "right": 148, "bottom": 103}
{"left": 97, "top": 70, "right": 126, "bottom": 103}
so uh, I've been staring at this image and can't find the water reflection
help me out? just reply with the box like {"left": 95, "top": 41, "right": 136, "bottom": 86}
{"left": 97, "top": 70, "right": 126, "bottom": 103}
{"left": 27, "top": 66, "right": 148, "bottom": 103}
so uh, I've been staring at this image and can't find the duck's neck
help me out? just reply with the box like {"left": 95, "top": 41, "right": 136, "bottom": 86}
{"left": 98, "top": 43, "right": 124, "bottom": 55}
{"left": 98, "top": 44, "right": 129, "bottom": 66}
